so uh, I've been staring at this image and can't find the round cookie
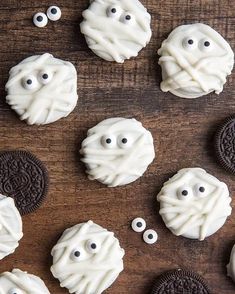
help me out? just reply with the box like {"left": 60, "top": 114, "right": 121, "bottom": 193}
{"left": 151, "top": 269, "right": 210, "bottom": 293}
{"left": 214, "top": 116, "right": 235, "bottom": 174}
{"left": 6, "top": 53, "right": 78, "bottom": 125}
{"left": 157, "top": 168, "right": 232, "bottom": 241}
{"left": 0, "top": 269, "right": 50, "bottom": 293}
{"left": 158, "top": 23, "right": 234, "bottom": 98}
{"left": 0, "top": 151, "right": 49, "bottom": 215}
{"left": 80, "top": 118, "right": 155, "bottom": 187}
{"left": 227, "top": 244, "right": 235, "bottom": 283}
{"left": 0, "top": 195, "right": 23, "bottom": 260}
{"left": 51, "top": 220, "right": 125, "bottom": 294}
{"left": 80, "top": 0, "right": 152, "bottom": 63}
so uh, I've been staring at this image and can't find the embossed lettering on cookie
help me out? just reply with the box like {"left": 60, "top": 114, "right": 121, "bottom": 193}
{"left": 80, "top": 0, "right": 152, "bottom": 63}
{"left": 0, "top": 151, "right": 49, "bottom": 215}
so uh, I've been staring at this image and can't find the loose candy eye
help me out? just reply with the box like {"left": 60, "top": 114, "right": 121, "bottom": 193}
{"left": 143, "top": 229, "right": 158, "bottom": 244}
{"left": 131, "top": 217, "right": 146, "bottom": 233}
{"left": 8, "top": 289, "right": 23, "bottom": 294}
{"left": 177, "top": 187, "right": 193, "bottom": 200}
{"left": 23, "top": 76, "right": 39, "bottom": 90}
{"left": 182, "top": 37, "right": 197, "bottom": 50}
{"left": 121, "top": 13, "right": 135, "bottom": 25}
{"left": 38, "top": 71, "right": 53, "bottom": 85}
{"left": 199, "top": 38, "right": 213, "bottom": 52}
{"left": 107, "top": 5, "right": 122, "bottom": 19}
{"left": 33, "top": 12, "right": 48, "bottom": 28}
{"left": 47, "top": 6, "right": 62, "bottom": 21}
{"left": 117, "top": 135, "right": 132, "bottom": 149}
{"left": 101, "top": 135, "right": 117, "bottom": 148}
{"left": 86, "top": 240, "right": 100, "bottom": 253}
{"left": 71, "top": 249, "right": 82, "bottom": 261}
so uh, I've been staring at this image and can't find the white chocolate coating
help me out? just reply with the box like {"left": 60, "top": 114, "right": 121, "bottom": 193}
{"left": 6, "top": 53, "right": 78, "bottom": 125}
{"left": 227, "top": 244, "right": 235, "bottom": 283}
{"left": 0, "top": 195, "right": 23, "bottom": 260}
{"left": 80, "top": 118, "right": 155, "bottom": 187}
{"left": 80, "top": 0, "right": 152, "bottom": 63}
{"left": 158, "top": 23, "right": 234, "bottom": 98}
{"left": 157, "top": 168, "right": 232, "bottom": 241}
{"left": 51, "top": 220, "right": 125, "bottom": 294}
{"left": 0, "top": 269, "right": 50, "bottom": 293}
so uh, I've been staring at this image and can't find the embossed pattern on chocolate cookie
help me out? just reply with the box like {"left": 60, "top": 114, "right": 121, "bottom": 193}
{"left": 0, "top": 151, "right": 49, "bottom": 215}
{"left": 214, "top": 116, "right": 235, "bottom": 174}
{"left": 151, "top": 269, "right": 210, "bottom": 294}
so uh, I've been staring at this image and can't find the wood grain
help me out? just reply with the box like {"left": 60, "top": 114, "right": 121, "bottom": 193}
{"left": 0, "top": 0, "right": 234, "bottom": 293}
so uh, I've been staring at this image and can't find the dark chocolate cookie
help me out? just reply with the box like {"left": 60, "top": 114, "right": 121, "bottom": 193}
{"left": 214, "top": 116, "right": 235, "bottom": 174}
{"left": 0, "top": 151, "right": 49, "bottom": 215}
{"left": 151, "top": 269, "right": 210, "bottom": 294}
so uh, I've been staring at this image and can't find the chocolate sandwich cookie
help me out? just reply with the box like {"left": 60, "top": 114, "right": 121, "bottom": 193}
{"left": 151, "top": 269, "right": 210, "bottom": 294}
{"left": 0, "top": 151, "right": 49, "bottom": 215}
{"left": 214, "top": 116, "right": 235, "bottom": 174}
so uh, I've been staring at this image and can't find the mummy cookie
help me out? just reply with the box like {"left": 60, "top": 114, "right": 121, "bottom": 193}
{"left": 80, "top": 0, "right": 152, "bottom": 63}
{"left": 0, "top": 195, "right": 23, "bottom": 260}
{"left": 80, "top": 118, "right": 155, "bottom": 187}
{"left": 51, "top": 220, "right": 125, "bottom": 294}
{"left": 0, "top": 269, "right": 50, "bottom": 293}
{"left": 157, "top": 168, "right": 232, "bottom": 241}
{"left": 6, "top": 53, "right": 78, "bottom": 125}
{"left": 158, "top": 23, "right": 234, "bottom": 98}
{"left": 227, "top": 244, "right": 235, "bottom": 283}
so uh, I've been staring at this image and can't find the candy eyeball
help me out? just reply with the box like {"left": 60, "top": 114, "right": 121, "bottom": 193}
{"left": 143, "top": 229, "right": 158, "bottom": 244}
{"left": 8, "top": 289, "right": 23, "bottom": 294}
{"left": 199, "top": 38, "right": 213, "bottom": 52}
{"left": 106, "top": 5, "right": 122, "bottom": 19}
{"left": 38, "top": 71, "right": 53, "bottom": 85}
{"left": 182, "top": 37, "right": 197, "bottom": 50}
{"left": 194, "top": 183, "right": 206, "bottom": 197}
{"left": 33, "top": 12, "right": 48, "bottom": 28}
{"left": 177, "top": 186, "right": 193, "bottom": 200}
{"left": 86, "top": 240, "right": 100, "bottom": 253}
{"left": 22, "top": 75, "right": 39, "bottom": 90}
{"left": 117, "top": 135, "right": 132, "bottom": 149}
{"left": 121, "top": 13, "right": 135, "bottom": 25}
{"left": 101, "top": 135, "right": 117, "bottom": 149}
{"left": 47, "top": 6, "right": 62, "bottom": 22}
{"left": 131, "top": 217, "right": 146, "bottom": 233}
{"left": 70, "top": 249, "right": 82, "bottom": 261}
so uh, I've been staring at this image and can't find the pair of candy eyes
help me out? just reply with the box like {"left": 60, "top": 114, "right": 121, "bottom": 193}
{"left": 107, "top": 6, "right": 134, "bottom": 24}
{"left": 183, "top": 37, "right": 213, "bottom": 52}
{"left": 22, "top": 72, "right": 53, "bottom": 90}
{"left": 71, "top": 240, "right": 100, "bottom": 261}
{"left": 34, "top": 6, "right": 62, "bottom": 28}
{"left": 101, "top": 135, "right": 132, "bottom": 149}
{"left": 178, "top": 185, "right": 206, "bottom": 200}
{"left": 132, "top": 218, "right": 158, "bottom": 244}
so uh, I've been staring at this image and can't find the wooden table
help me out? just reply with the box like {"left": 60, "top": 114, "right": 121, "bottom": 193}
{"left": 0, "top": 0, "right": 234, "bottom": 293}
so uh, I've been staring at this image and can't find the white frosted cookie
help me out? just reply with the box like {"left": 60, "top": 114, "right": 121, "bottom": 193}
{"left": 227, "top": 244, "right": 235, "bottom": 283}
{"left": 0, "top": 195, "right": 23, "bottom": 260}
{"left": 0, "top": 269, "right": 50, "bottom": 293}
{"left": 80, "top": 118, "right": 155, "bottom": 187}
{"left": 6, "top": 53, "right": 78, "bottom": 125}
{"left": 157, "top": 168, "right": 232, "bottom": 241}
{"left": 158, "top": 23, "right": 234, "bottom": 98}
{"left": 51, "top": 220, "right": 125, "bottom": 294}
{"left": 80, "top": 0, "right": 152, "bottom": 63}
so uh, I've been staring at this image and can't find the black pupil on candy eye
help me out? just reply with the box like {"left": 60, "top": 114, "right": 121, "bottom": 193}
{"left": 188, "top": 39, "right": 194, "bottom": 45}
{"left": 42, "top": 74, "right": 48, "bottom": 80}
{"left": 27, "top": 79, "right": 32, "bottom": 85}
{"left": 148, "top": 234, "right": 153, "bottom": 239}
{"left": 182, "top": 190, "right": 188, "bottom": 196}
{"left": 137, "top": 222, "right": 142, "bottom": 228}
{"left": 199, "top": 186, "right": 205, "bottom": 193}
{"left": 122, "top": 138, "right": 128, "bottom": 144}
{"left": 125, "top": 15, "right": 131, "bottom": 20}
{"left": 111, "top": 8, "right": 116, "bottom": 13}
{"left": 37, "top": 16, "right": 43, "bottom": 22}
{"left": 51, "top": 8, "right": 57, "bottom": 14}
{"left": 204, "top": 41, "right": 210, "bottom": 47}
{"left": 91, "top": 243, "right": 97, "bottom": 249}
{"left": 74, "top": 251, "right": 80, "bottom": 257}
{"left": 106, "top": 138, "right": 112, "bottom": 144}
